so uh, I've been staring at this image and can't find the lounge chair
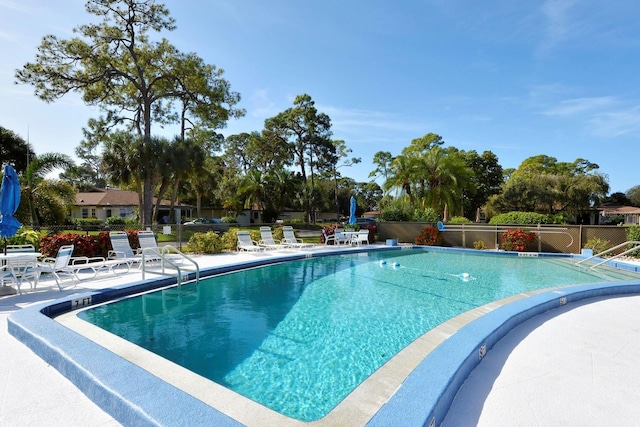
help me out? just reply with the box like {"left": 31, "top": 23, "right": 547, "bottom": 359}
{"left": 108, "top": 231, "right": 143, "bottom": 266}
{"left": 282, "top": 226, "right": 314, "bottom": 250}
{"left": 237, "top": 231, "right": 265, "bottom": 252}
{"left": 136, "top": 230, "right": 174, "bottom": 262}
{"left": 35, "top": 244, "right": 126, "bottom": 289}
{"left": 259, "top": 226, "right": 286, "bottom": 250}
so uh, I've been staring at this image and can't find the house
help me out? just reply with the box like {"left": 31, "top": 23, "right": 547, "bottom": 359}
{"left": 598, "top": 205, "right": 640, "bottom": 225}
{"left": 73, "top": 188, "right": 192, "bottom": 224}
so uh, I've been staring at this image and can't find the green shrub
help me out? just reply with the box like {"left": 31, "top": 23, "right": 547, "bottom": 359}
{"left": 220, "top": 229, "right": 238, "bottom": 251}
{"left": 106, "top": 216, "right": 126, "bottom": 225}
{"left": 473, "top": 240, "right": 486, "bottom": 250}
{"left": 500, "top": 228, "right": 536, "bottom": 251}
{"left": 184, "top": 231, "right": 223, "bottom": 254}
{"left": 221, "top": 216, "right": 238, "bottom": 224}
{"left": 626, "top": 226, "right": 640, "bottom": 256}
{"left": 489, "top": 211, "right": 555, "bottom": 225}
{"left": 412, "top": 207, "right": 439, "bottom": 222}
{"left": 583, "top": 237, "right": 611, "bottom": 255}
{"left": 449, "top": 216, "right": 473, "bottom": 224}
{"left": 272, "top": 226, "right": 284, "bottom": 241}
{"left": 379, "top": 205, "right": 411, "bottom": 221}
{"left": 414, "top": 227, "right": 442, "bottom": 246}
{"left": 6, "top": 227, "right": 42, "bottom": 249}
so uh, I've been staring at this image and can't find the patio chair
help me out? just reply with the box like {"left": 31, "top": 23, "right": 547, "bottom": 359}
{"left": 6, "top": 244, "right": 36, "bottom": 253}
{"left": 334, "top": 229, "right": 352, "bottom": 245}
{"left": 237, "top": 231, "right": 265, "bottom": 252}
{"left": 282, "top": 226, "right": 314, "bottom": 250}
{"left": 108, "top": 231, "right": 143, "bottom": 266}
{"left": 2, "top": 256, "right": 39, "bottom": 295}
{"left": 322, "top": 229, "right": 336, "bottom": 245}
{"left": 259, "top": 227, "right": 287, "bottom": 250}
{"left": 353, "top": 230, "right": 370, "bottom": 246}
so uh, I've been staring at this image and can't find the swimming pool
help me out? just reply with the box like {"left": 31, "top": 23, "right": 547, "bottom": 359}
{"left": 73, "top": 248, "right": 640, "bottom": 422}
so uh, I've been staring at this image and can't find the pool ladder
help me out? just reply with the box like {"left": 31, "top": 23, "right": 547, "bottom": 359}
{"left": 576, "top": 241, "right": 640, "bottom": 269}
{"left": 141, "top": 246, "right": 200, "bottom": 286}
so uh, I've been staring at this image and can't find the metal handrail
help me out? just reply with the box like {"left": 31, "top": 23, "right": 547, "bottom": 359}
{"left": 576, "top": 241, "right": 640, "bottom": 269}
{"left": 141, "top": 246, "right": 199, "bottom": 286}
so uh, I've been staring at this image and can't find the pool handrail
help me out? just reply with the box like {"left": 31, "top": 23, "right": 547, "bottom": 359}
{"left": 576, "top": 241, "right": 640, "bottom": 269}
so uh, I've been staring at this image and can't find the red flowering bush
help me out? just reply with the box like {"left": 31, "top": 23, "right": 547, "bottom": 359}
{"left": 38, "top": 230, "right": 138, "bottom": 258}
{"left": 500, "top": 228, "right": 536, "bottom": 251}
{"left": 414, "top": 227, "right": 443, "bottom": 246}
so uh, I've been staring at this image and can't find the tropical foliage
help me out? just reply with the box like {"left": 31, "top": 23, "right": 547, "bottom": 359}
{"left": 414, "top": 227, "right": 442, "bottom": 246}
{"left": 500, "top": 229, "right": 536, "bottom": 252}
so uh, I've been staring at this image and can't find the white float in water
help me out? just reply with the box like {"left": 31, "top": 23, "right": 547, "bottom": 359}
{"left": 393, "top": 262, "right": 400, "bottom": 267}
{"left": 379, "top": 260, "right": 387, "bottom": 267}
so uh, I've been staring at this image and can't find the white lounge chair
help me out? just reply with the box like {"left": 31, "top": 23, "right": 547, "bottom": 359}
{"left": 237, "top": 231, "right": 265, "bottom": 252}
{"left": 282, "top": 226, "right": 314, "bottom": 250}
{"left": 259, "top": 227, "right": 286, "bottom": 250}
{"left": 35, "top": 244, "right": 77, "bottom": 290}
{"left": 108, "top": 231, "right": 143, "bottom": 266}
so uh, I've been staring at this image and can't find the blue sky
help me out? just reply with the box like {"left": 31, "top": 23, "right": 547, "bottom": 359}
{"left": 1, "top": 0, "right": 639, "bottom": 194}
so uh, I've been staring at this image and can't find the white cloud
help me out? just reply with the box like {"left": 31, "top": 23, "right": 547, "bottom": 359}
{"left": 541, "top": 96, "right": 618, "bottom": 116}
{"left": 540, "top": 96, "right": 640, "bottom": 137}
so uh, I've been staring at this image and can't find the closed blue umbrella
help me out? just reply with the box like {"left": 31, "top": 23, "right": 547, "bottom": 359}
{"left": 0, "top": 165, "right": 22, "bottom": 254}
{"left": 349, "top": 196, "right": 357, "bottom": 226}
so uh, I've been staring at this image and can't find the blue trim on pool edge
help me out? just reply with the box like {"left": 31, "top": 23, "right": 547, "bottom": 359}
{"left": 7, "top": 247, "right": 640, "bottom": 426}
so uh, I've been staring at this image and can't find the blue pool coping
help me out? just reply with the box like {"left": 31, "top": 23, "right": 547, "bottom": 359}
{"left": 7, "top": 246, "right": 640, "bottom": 426}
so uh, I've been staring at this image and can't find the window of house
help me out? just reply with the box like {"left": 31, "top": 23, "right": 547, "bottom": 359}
{"left": 106, "top": 209, "right": 112, "bottom": 217}
{"left": 91, "top": 208, "right": 96, "bottom": 218}
{"left": 82, "top": 208, "right": 88, "bottom": 218}
{"left": 253, "top": 211, "right": 259, "bottom": 219}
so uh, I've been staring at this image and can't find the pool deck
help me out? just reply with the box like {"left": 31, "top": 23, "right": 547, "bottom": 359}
{"left": 2, "top": 248, "right": 640, "bottom": 426}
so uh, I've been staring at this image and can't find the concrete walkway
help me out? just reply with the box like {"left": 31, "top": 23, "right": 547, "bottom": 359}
{"left": 2, "top": 252, "right": 640, "bottom": 426}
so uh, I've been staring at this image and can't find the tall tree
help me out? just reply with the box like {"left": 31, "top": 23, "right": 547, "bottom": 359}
{"left": 0, "top": 126, "right": 36, "bottom": 174}
{"left": 16, "top": 0, "right": 240, "bottom": 225}
{"left": 263, "top": 94, "right": 334, "bottom": 221}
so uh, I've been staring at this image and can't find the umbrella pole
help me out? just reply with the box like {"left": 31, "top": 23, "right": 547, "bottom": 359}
{"left": 3, "top": 238, "right": 6, "bottom": 256}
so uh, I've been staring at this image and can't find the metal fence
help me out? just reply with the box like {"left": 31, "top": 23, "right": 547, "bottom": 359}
{"left": 15, "top": 222, "right": 636, "bottom": 255}
{"left": 378, "top": 222, "right": 633, "bottom": 254}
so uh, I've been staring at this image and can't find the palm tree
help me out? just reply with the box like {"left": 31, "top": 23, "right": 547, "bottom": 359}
{"left": 22, "top": 152, "right": 75, "bottom": 227}
{"left": 383, "top": 155, "right": 420, "bottom": 202}
{"left": 418, "top": 147, "right": 472, "bottom": 216}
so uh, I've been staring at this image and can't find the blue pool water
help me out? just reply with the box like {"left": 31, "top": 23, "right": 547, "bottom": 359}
{"left": 78, "top": 249, "right": 640, "bottom": 421}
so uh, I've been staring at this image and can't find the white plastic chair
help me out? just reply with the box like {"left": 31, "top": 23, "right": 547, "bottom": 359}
{"left": 237, "top": 231, "right": 265, "bottom": 252}
{"left": 282, "top": 226, "right": 314, "bottom": 250}
{"left": 4, "top": 256, "right": 39, "bottom": 295}
{"left": 258, "top": 227, "right": 286, "bottom": 250}
{"left": 353, "top": 230, "right": 370, "bottom": 246}
{"left": 322, "top": 229, "right": 336, "bottom": 245}
{"left": 334, "top": 229, "right": 351, "bottom": 245}
{"left": 108, "top": 231, "right": 143, "bottom": 266}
